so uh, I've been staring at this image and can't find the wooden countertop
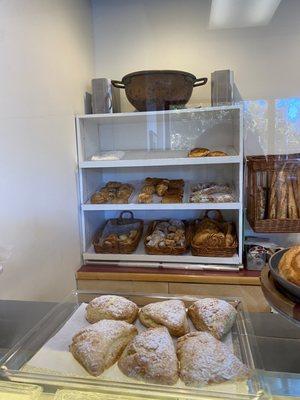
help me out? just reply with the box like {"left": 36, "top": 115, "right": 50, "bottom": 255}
{"left": 76, "top": 265, "right": 261, "bottom": 285}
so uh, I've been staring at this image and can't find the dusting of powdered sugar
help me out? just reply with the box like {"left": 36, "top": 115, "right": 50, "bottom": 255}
{"left": 74, "top": 319, "right": 134, "bottom": 342}
{"left": 88, "top": 295, "right": 137, "bottom": 317}
{"left": 192, "top": 298, "right": 237, "bottom": 338}
{"left": 135, "top": 327, "right": 173, "bottom": 353}
{"left": 119, "top": 327, "right": 178, "bottom": 384}
{"left": 177, "top": 332, "right": 249, "bottom": 386}
{"left": 143, "top": 300, "right": 186, "bottom": 326}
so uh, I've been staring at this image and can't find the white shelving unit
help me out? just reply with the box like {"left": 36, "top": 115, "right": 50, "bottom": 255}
{"left": 76, "top": 105, "right": 243, "bottom": 269}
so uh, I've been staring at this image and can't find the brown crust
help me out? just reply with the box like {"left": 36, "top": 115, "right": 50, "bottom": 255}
{"left": 278, "top": 246, "right": 300, "bottom": 286}
{"left": 86, "top": 295, "right": 139, "bottom": 324}
{"left": 188, "top": 148, "right": 210, "bottom": 157}
{"left": 207, "top": 151, "right": 228, "bottom": 157}
{"left": 139, "top": 299, "right": 190, "bottom": 337}
{"left": 70, "top": 320, "right": 137, "bottom": 376}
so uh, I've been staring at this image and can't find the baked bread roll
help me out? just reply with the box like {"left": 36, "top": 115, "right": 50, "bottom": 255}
{"left": 139, "top": 299, "right": 189, "bottom": 337}
{"left": 118, "top": 327, "right": 179, "bottom": 385}
{"left": 177, "top": 332, "right": 250, "bottom": 386}
{"left": 86, "top": 295, "right": 139, "bottom": 324}
{"left": 188, "top": 298, "right": 237, "bottom": 339}
{"left": 188, "top": 148, "right": 210, "bottom": 157}
{"left": 156, "top": 180, "right": 169, "bottom": 196}
{"left": 207, "top": 151, "right": 228, "bottom": 157}
{"left": 278, "top": 245, "right": 300, "bottom": 286}
{"left": 70, "top": 320, "right": 137, "bottom": 376}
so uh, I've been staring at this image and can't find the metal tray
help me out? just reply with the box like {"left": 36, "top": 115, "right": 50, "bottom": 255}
{"left": 0, "top": 290, "right": 269, "bottom": 400}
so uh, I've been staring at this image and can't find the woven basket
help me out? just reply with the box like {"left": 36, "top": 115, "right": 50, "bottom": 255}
{"left": 247, "top": 154, "right": 300, "bottom": 233}
{"left": 144, "top": 220, "right": 192, "bottom": 255}
{"left": 93, "top": 211, "right": 143, "bottom": 254}
{"left": 191, "top": 211, "right": 238, "bottom": 257}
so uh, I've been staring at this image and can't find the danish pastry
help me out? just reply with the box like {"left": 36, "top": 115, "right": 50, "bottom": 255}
{"left": 86, "top": 295, "right": 139, "bottom": 324}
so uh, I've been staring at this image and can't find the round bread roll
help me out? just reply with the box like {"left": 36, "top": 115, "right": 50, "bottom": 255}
{"left": 278, "top": 246, "right": 300, "bottom": 286}
{"left": 86, "top": 295, "right": 139, "bottom": 324}
{"left": 188, "top": 148, "right": 210, "bottom": 157}
{"left": 207, "top": 150, "right": 228, "bottom": 157}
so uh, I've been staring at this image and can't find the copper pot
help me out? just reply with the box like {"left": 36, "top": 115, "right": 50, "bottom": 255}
{"left": 112, "top": 70, "right": 207, "bottom": 111}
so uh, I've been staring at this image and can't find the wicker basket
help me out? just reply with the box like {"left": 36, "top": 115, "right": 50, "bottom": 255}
{"left": 247, "top": 154, "right": 300, "bottom": 233}
{"left": 93, "top": 211, "right": 143, "bottom": 254}
{"left": 144, "top": 220, "right": 192, "bottom": 255}
{"left": 191, "top": 211, "right": 238, "bottom": 257}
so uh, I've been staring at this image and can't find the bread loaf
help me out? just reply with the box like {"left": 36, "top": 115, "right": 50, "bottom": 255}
{"left": 287, "top": 179, "right": 298, "bottom": 219}
{"left": 268, "top": 171, "right": 277, "bottom": 219}
{"left": 277, "top": 170, "right": 287, "bottom": 219}
{"left": 256, "top": 185, "right": 266, "bottom": 220}
{"left": 293, "top": 168, "right": 300, "bottom": 216}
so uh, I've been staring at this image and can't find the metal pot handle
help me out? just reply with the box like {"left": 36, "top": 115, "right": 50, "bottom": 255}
{"left": 193, "top": 77, "right": 208, "bottom": 87}
{"left": 111, "top": 80, "right": 125, "bottom": 89}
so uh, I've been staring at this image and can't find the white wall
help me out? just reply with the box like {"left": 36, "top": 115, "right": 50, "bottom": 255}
{"left": 0, "top": 0, "right": 94, "bottom": 301}
{"left": 92, "top": 0, "right": 300, "bottom": 155}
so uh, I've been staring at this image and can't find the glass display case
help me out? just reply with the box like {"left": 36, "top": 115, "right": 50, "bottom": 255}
{"left": 0, "top": 291, "right": 268, "bottom": 400}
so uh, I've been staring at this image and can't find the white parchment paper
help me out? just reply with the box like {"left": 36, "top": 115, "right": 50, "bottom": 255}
{"left": 23, "top": 303, "right": 248, "bottom": 394}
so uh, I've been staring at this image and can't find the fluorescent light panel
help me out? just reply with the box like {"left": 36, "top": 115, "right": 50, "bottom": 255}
{"left": 209, "top": 0, "right": 282, "bottom": 29}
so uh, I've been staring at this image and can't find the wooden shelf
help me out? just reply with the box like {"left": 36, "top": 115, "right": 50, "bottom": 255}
{"left": 76, "top": 264, "right": 261, "bottom": 285}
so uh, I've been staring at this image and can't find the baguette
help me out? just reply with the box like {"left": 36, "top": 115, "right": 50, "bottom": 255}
{"left": 295, "top": 168, "right": 300, "bottom": 216}
{"left": 287, "top": 179, "right": 298, "bottom": 219}
{"left": 268, "top": 171, "right": 277, "bottom": 219}
{"left": 277, "top": 170, "right": 287, "bottom": 219}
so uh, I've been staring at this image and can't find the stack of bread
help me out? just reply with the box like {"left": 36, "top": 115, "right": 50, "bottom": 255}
{"left": 144, "top": 219, "right": 188, "bottom": 254}
{"left": 91, "top": 182, "right": 134, "bottom": 204}
{"left": 191, "top": 211, "right": 237, "bottom": 256}
{"left": 69, "top": 295, "right": 250, "bottom": 387}
{"left": 257, "top": 168, "right": 300, "bottom": 220}
{"left": 138, "top": 177, "right": 184, "bottom": 204}
{"left": 188, "top": 147, "right": 228, "bottom": 157}
{"left": 190, "top": 182, "right": 235, "bottom": 203}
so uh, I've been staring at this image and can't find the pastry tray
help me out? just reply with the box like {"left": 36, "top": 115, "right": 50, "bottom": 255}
{"left": 0, "top": 291, "right": 269, "bottom": 400}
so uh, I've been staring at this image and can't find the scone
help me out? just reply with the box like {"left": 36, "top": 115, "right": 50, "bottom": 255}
{"left": 177, "top": 331, "right": 250, "bottom": 386}
{"left": 188, "top": 298, "right": 237, "bottom": 340}
{"left": 188, "top": 148, "right": 210, "bottom": 157}
{"left": 278, "top": 246, "right": 300, "bottom": 286}
{"left": 70, "top": 320, "right": 137, "bottom": 376}
{"left": 139, "top": 299, "right": 189, "bottom": 337}
{"left": 86, "top": 295, "right": 139, "bottom": 324}
{"left": 118, "top": 327, "right": 179, "bottom": 385}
